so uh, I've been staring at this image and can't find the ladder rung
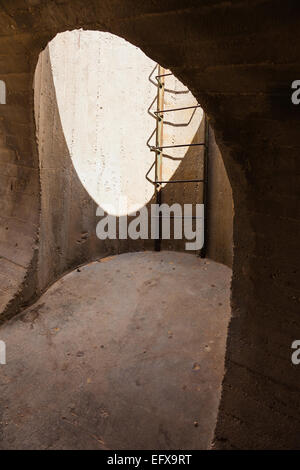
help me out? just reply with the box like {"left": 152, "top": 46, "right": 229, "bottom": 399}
{"left": 155, "top": 105, "right": 200, "bottom": 115}
{"left": 151, "top": 143, "right": 205, "bottom": 151}
{"left": 155, "top": 179, "right": 204, "bottom": 184}
{"left": 156, "top": 73, "right": 173, "bottom": 79}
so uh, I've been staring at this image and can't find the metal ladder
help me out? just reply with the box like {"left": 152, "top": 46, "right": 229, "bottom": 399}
{"left": 146, "top": 65, "right": 209, "bottom": 257}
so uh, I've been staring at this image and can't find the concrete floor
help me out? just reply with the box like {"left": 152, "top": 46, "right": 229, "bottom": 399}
{"left": 0, "top": 251, "right": 231, "bottom": 450}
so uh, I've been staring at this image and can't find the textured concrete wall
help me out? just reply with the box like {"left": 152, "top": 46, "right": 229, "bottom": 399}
{"left": 0, "top": 29, "right": 40, "bottom": 319}
{"left": 207, "top": 129, "right": 233, "bottom": 267}
{"left": 0, "top": 0, "right": 298, "bottom": 449}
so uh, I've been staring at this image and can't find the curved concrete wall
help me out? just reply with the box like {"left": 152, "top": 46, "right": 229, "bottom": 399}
{"left": 0, "top": 52, "right": 40, "bottom": 321}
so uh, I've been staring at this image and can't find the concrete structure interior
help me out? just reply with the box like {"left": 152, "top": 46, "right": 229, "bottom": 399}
{"left": 0, "top": 0, "right": 299, "bottom": 451}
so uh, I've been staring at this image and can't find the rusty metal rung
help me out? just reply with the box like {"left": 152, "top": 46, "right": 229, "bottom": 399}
{"left": 151, "top": 143, "right": 205, "bottom": 151}
{"left": 155, "top": 104, "right": 200, "bottom": 115}
{"left": 155, "top": 179, "right": 204, "bottom": 184}
{"left": 156, "top": 73, "right": 173, "bottom": 79}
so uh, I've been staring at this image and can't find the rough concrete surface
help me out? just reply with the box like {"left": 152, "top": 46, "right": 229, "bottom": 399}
{"left": 0, "top": 252, "right": 231, "bottom": 450}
